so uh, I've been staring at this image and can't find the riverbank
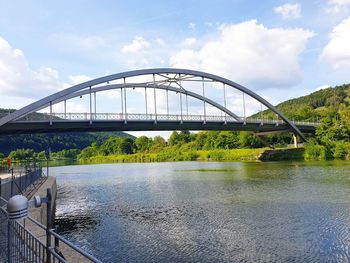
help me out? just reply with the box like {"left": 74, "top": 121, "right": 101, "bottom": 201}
{"left": 78, "top": 148, "right": 305, "bottom": 163}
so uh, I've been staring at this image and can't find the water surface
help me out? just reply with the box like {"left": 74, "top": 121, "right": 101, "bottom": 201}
{"left": 52, "top": 161, "right": 350, "bottom": 262}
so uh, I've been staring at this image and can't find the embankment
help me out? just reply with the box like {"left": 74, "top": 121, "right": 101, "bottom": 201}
{"left": 79, "top": 148, "right": 268, "bottom": 163}
{"left": 258, "top": 147, "right": 305, "bottom": 161}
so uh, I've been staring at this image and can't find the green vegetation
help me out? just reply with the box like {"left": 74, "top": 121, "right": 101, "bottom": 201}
{"left": 258, "top": 148, "right": 305, "bottom": 161}
{"left": 0, "top": 130, "right": 133, "bottom": 156}
{"left": 77, "top": 130, "right": 267, "bottom": 163}
{"left": 255, "top": 84, "right": 350, "bottom": 160}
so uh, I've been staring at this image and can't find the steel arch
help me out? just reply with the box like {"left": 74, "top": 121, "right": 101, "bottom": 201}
{"left": 0, "top": 68, "right": 306, "bottom": 140}
{"left": 37, "top": 83, "right": 241, "bottom": 120}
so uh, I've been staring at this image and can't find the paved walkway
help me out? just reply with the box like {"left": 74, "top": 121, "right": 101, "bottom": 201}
{"left": 0, "top": 171, "right": 11, "bottom": 180}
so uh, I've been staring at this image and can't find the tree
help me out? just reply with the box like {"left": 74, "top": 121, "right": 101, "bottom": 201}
{"left": 99, "top": 137, "right": 135, "bottom": 155}
{"left": 195, "top": 132, "right": 207, "bottom": 150}
{"left": 238, "top": 132, "right": 263, "bottom": 148}
{"left": 135, "top": 136, "right": 151, "bottom": 152}
{"left": 214, "top": 131, "right": 239, "bottom": 149}
{"left": 149, "top": 136, "right": 166, "bottom": 152}
{"left": 203, "top": 131, "right": 220, "bottom": 150}
{"left": 168, "top": 131, "right": 193, "bottom": 145}
{"left": 8, "top": 149, "right": 35, "bottom": 160}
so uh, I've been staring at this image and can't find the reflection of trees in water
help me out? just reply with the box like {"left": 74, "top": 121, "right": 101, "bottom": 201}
{"left": 54, "top": 213, "right": 99, "bottom": 234}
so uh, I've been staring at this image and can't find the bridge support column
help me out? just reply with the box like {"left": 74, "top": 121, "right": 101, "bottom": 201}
{"left": 293, "top": 134, "right": 298, "bottom": 148}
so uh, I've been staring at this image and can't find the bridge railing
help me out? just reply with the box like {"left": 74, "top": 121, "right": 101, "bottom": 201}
{"left": 14, "top": 112, "right": 320, "bottom": 126}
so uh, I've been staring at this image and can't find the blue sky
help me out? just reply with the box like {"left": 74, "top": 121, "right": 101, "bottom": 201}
{"left": 0, "top": 0, "right": 350, "bottom": 136}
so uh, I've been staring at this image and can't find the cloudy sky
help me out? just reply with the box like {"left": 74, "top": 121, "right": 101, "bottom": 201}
{"left": 0, "top": 0, "right": 349, "bottom": 136}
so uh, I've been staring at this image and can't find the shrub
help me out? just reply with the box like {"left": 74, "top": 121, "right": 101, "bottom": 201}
{"left": 333, "top": 142, "right": 350, "bottom": 159}
{"left": 304, "top": 143, "right": 327, "bottom": 160}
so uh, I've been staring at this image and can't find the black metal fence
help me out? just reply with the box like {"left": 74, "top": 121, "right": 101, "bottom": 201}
{"left": 0, "top": 187, "right": 101, "bottom": 263}
{"left": 0, "top": 163, "right": 43, "bottom": 201}
{"left": 0, "top": 162, "right": 101, "bottom": 263}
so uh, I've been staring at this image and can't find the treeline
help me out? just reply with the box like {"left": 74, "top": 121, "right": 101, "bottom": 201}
{"left": 77, "top": 130, "right": 287, "bottom": 162}
{"left": 0, "top": 131, "right": 271, "bottom": 163}
{"left": 258, "top": 84, "right": 350, "bottom": 122}
{"left": 1, "top": 148, "right": 81, "bottom": 161}
{"left": 0, "top": 131, "right": 133, "bottom": 155}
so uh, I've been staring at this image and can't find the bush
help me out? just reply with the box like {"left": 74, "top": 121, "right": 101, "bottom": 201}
{"left": 333, "top": 142, "right": 350, "bottom": 159}
{"left": 304, "top": 143, "right": 327, "bottom": 160}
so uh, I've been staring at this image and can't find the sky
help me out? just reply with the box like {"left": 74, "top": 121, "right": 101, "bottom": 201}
{"left": 0, "top": 0, "right": 350, "bottom": 137}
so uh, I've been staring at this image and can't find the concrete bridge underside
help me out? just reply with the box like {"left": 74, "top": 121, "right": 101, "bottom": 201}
{"left": 0, "top": 120, "right": 316, "bottom": 135}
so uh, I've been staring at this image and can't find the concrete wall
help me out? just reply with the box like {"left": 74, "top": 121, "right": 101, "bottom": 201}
{"left": 27, "top": 176, "right": 57, "bottom": 225}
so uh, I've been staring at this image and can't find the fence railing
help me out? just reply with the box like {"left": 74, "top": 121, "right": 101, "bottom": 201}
{"left": 0, "top": 191, "right": 101, "bottom": 263}
{"left": 0, "top": 164, "right": 43, "bottom": 202}
{"left": 14, "top": 112, "right": 320, "bottom": 127}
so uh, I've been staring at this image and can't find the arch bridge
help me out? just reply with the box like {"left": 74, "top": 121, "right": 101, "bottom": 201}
{"left": 0, "top": 68, "right": 317, "bottom": 141}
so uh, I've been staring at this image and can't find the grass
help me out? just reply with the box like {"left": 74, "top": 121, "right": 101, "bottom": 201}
{"left": 78, "top": 148, "right": 267, "bottom": 164}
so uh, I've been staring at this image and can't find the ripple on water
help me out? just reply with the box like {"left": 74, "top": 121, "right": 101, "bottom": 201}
{"left": 53, "top": 161, "right": 350, "bottom": 262}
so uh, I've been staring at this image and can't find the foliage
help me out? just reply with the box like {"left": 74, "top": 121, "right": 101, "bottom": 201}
{"left": 333, "top": 142, "right": 350, "bottom": 160}
{"left": 79, "top": 148, "right": 265, "bottom": 164}
{"left": 9, "top": 149, "right": 35, "bottom": 160}
{"left": 0, "top": 124, "right": 133, "bottom": 155}
{"left": 304, "top": 141, "right": 328, "bottom": 160}
{"left": 254, "top": 84, "right": 350, "bottom": 122}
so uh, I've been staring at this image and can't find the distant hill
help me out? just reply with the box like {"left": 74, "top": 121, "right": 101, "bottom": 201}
{"left": 0, "top": 108, "right": 134, "bottom": 155}
{"left": 0, "top": 132, "right": 134, "bottom": 155}
{"left": 256, "top": 84, "right": 350, "bottom": 121}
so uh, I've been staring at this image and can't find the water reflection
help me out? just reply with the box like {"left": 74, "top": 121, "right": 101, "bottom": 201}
{"left": 55, "top": 213, "right": 99, "bottom": 234}
{"left": 52, "top": 161, "right": 350, "bottom": 262}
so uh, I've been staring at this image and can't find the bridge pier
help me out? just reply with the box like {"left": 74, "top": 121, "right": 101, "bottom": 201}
{"left": 293, "top": 134, "right": 298, "bottom": 148}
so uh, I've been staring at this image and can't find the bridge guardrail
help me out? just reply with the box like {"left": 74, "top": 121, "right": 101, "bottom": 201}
{"left": 13, "top": 112, "right": 320, "bottom": 127}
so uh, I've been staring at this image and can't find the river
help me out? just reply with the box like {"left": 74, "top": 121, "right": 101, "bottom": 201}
{"left": 51, "top": 161, "right": 350, "bottom": 262}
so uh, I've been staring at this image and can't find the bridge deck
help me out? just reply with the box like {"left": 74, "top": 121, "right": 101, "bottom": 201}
{"left": 0, "top": 119, "right": 316, "bottom": 135}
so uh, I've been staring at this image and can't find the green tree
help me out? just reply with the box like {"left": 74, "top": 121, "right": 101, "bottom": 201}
{"left": 203, "top": 131, "right": 220, "bottom": 150}
{"left": 214, "top": 131, "right": 239, "bottom": 149}
{"left": 9, "top": 149, "right": 35, "bottom": 160}
{"left": 149, "top": 136, "right": 166, "bottom": 152}
{"left": 135, "top": 136, "right": 152, "bottom": 152}
{"left": 238, "top": 132, "right": 263, "bottom": 148}
{"left": 195, "top": 132, "right": 207, "bottom": 150}
{"left": 169, "top": 131, "right": 193, "bottom": 146}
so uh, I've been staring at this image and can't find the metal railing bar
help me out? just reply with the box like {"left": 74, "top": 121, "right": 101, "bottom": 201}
{"left": 48, "top": 230, "right": 102, "bottom": 263}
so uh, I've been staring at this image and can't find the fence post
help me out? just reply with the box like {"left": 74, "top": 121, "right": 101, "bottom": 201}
{"left": 10, "top": 168, "right": 14, "bottom": 197}
{"left": 0, "top": 178, "right": 2, "bottom": 198}
{"left": 19, "top": 172, "right": 22, "bottom": 193}
{"left": 46, "top": 188, "right": 52, "bottom": 263}
{"left": 7, "top": 221, "right": 11, "bottom": 263}
{"left": 54, "top": 226, "right": 59, "bottom": 252}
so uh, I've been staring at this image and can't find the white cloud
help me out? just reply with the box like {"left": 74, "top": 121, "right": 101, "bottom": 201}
{"left": 181, "top": 37, "right": 197, "bottom": 48}
{"left": 170, "top": 20, "right": 314, "bottom": 89}
{"left": 121, "top": 36, "right": 150, "bottom": 53}
{"left": 326, "top": 0, "right": 350, "bottom": 13}
{"left": 315, "top": 84, "right": 331, "bottom": 91}
{"left": 188, "top": 22, "right": 196, "bottom": 30}
{"left": 321, "top": 16, "right": 350, "bottom": 68}
{"left": 0, "top": 36, "right": 61, "bottom": 100}
{"left": 274, "top": 3, "right": 301, "bottom": 19}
